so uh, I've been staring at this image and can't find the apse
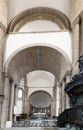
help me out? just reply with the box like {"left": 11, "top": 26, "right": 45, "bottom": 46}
{"left": 29, "top": 91, "right": 52, "bottom": 108}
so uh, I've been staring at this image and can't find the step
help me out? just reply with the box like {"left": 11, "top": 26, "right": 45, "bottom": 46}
{"left": 4, "top": 127, "right": 67, "bottom": 130}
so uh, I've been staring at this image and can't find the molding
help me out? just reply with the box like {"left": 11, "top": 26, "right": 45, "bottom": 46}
{"left": 7, "top": 7, "right": 71, "bottom": 33}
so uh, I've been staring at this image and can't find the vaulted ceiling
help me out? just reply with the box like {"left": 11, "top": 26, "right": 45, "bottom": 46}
{"left": 6, "top": 45, "right": 71, "bottom": 84}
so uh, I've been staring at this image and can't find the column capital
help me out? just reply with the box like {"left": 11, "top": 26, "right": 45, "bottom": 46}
{"left": 3, "top": 72, "right": 11, "bottom": 80}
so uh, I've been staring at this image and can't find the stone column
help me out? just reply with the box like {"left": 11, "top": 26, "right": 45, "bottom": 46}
{"left": 55, "top": 82, "right": 60, "bottom": 116}
{"left": 9, "top": 81, "right": 15, "bottom": 121}
{"left": 65, "top": 72, "right": 71, "bottom": 109}
{"left": 23, "top": 76, "right": 29, "bottom": 117}
{"left": 0, "top": 0, "right": 8, "bottom": 94}
{"left": 59, "top": 84, "right": 62, "bottom": 114}
{"left": 61, "top": 80, "right": 65, "bottom": 112}
{"left": 1, "top": 73, "right": 10, "bottom": 128}
{"left": 23, "top": 87, "right": 29, "bottom": 116}
{"left": 13, "top": 85, "right": 18, "bottom": 122}
{"left": 51, "top": 85, "right": 56, "bottom": 117}
{"left": 27, "top": 97, "right": 30, "bottom": 117}
{"left": 79, "top": 13, "right": 83, "bottom": 56}
{"left": 72, "top": 16, "right": 80, "bottom": 75}
{"left": 0, "top": 25, "right": 6, "bottom": 128}
{"left": 14, "top": 85, "right": 18, "bottom": 106}
{"left": 0, "top": 0, "right": 8, "bottom": 128}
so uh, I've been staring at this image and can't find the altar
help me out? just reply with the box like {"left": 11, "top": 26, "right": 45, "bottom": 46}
{"left": 33, "top": 113, "right": 46, "bottom": 120}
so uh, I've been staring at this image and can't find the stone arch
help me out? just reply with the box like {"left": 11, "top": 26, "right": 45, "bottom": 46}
{"left": 7, "top": 7, "right": 71, "bottom": 32}
{"left": 4, "top": 43, "right": 71, "bottom": 84}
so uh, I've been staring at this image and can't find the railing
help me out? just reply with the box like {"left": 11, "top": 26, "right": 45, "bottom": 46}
{"left": 57, "top": 106, "right": 83, "bottom": 127}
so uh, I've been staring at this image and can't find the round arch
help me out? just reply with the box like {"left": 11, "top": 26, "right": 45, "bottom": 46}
{"left": 7, "top": 7, "right": 71, "bottom": 32}
{"left": 29, "top": 90, "right": 52, "bottom": 99}
{"left": 29, "top": 90, "right": 52, "bottom": 108}
{"left": 5, "top": 43, "right": 71, "bottom": 84}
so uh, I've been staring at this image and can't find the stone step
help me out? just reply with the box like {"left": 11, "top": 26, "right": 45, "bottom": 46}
{"left": 4, "top": 127, "right": 67, "bottom": 130}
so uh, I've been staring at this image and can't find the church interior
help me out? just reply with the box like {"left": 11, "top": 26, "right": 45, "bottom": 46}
{"left": 0, "top": 0, "right": 83, "bottom": 130}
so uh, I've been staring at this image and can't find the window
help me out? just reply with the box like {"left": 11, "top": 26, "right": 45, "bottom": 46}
{"left": 18, "top": 89, "right": 23, "bottom": 98}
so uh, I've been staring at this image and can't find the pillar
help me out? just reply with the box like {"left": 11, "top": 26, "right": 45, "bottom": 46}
{"left": 14, "top": 85, "right": 18, "bottom": 106}
{"left": 23, "top": 76, "right": 29, "bottom": 117}
{"left": 1, "top": 73, "right": 10, "bottom": 128}
{"left": 9, "top": 81, "right": 15, "bottom": 121}
{"left": 79, "top": 12, "right": 83, "bottom": 56}
{"left": 59, "top": 84, "right": 62, "bottom": 114}
{"left": 13, "top": 85, "right": 18, "bottom": 122}
{"left": 55, "top": 82, "right": 60, "bottom": 116}
{"left": 23, "top": 87, "right": 29, "bottom": 116}
{"left": 65, "top": 72, "right": 71, "bottom": 109}
{"left": 51, "top": 85, "right": 56, "bottom": 117}
{"left": 0, "top": 25, "right": 6, "bottom": 128}
{"left": 72, "top": 16, "right": 80, "bottom": 75}
{"left": 61, "top": 80, "right": 65, "bottom": 112}
{"left": 0, "top": 0, "right": 8, "bottom": 128}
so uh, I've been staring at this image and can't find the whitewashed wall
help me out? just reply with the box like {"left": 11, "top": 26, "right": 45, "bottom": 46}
{"left": 19, "top": 20, "right": 61, "bottom": 32}
{"left": 5, "top": 31, "right": 72, "bottom": 63}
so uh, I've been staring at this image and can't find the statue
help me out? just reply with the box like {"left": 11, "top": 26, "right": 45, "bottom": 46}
{"left": 77, "top": 55, "right": 83, "bottom": 73}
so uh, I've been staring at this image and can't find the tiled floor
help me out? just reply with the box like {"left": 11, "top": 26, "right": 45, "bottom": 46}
{"left": 13, "top": 119, "right": 57, "bottom": 127}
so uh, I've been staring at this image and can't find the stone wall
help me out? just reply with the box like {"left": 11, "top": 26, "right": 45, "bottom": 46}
{"left": 0, "top": 0, "right": 8, "bottom": 27}
{"left": 71, "top": 0, "right": 83, "bottom": 22}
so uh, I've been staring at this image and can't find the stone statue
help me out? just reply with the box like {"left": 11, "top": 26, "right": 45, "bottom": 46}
{"left": 77, "top": 55, "right": 83, "bottom": 72}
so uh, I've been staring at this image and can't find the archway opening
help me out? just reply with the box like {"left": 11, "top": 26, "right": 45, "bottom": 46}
{"left": 29, "top": 91, "right": 52, "bottom": 118}
{"left": 5, "top": 45, "right": 71, "bottom": 121}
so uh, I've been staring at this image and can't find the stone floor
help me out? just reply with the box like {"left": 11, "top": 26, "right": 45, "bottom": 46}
{"left": 13, "top": 119, "right": 57, "bottom": 127}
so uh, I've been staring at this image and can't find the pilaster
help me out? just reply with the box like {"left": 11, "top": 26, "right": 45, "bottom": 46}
{"left": 79, "top": 12, "right": 83, "bottom": 55}
{"left": 59, "top": 84, "right": 62, "bottom": 114}
{"left": 23, "top": 76, "right": 29, "bottom": 117}
{"left": 1, "top": 73, "right": 10, "bottom": 128}
{"left": 61, "top": 80, "right": 65, "bottom": 112}
{"left": 9, "top": 81, "right": 15, "bottom": 121}
{"left": 51, "top": 85, "right": 56, "bottom": 117}
{"left": 72, "top": 16, "right": 80, "bottom": 75}
{"left": 65, "top": 72, "right": 71, "bottom": 109}
{"left": 55, "top": 82, "right": 60, "bottom": 116}
{"left": 0, "top": 0, "right": 8, "bottom": 127}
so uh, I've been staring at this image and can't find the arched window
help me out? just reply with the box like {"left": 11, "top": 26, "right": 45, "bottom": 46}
{"left": 18, "top": 89, "right": 23, "bottom": 98}
{"left": 17, "top": 89, "right": 23, "bottom": 114}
